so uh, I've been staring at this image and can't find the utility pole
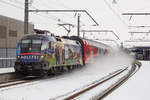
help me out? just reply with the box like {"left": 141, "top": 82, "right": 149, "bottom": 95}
{"left": 24, "top": 0, "right": 29, "bottom": 34}
{"left": 77, "top": 14, "right": 80, "bottom": 37}
{"left": 83, "top": 31, "right": 85, "bottom": 39}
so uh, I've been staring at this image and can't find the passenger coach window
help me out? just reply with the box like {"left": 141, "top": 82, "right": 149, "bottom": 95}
{"left": 99, "top": 49, "right": 101, "bottom": 54}
{"left": 49, "top": 42, "right": 51, "bottom": 49}
{"left": 86, "top": 49, "right": 90, "bottom": 55}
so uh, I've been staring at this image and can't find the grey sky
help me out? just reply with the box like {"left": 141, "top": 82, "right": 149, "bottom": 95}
{"left": 0, "top": 0, "right": 150, "bottom": 41}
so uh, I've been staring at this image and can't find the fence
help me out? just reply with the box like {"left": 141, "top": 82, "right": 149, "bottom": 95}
{"left": 0, "top": 48, "right": 16, "bottom": 68}
{"left": 0, "top": 58, "right": 16, "bottom": 68}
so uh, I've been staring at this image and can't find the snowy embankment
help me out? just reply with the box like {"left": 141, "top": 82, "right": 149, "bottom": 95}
{"left": 104, "top": 61, "right": 150, "bottom": 100}
{"left": 0, "top": 51, "right": 134, "bottom": 100}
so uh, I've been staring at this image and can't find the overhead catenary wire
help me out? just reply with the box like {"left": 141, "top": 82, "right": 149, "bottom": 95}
{"left": 30, "top": 7, "right": 76, "bottom": 26}
{"left": 33, "top": 13, "right": 74, "bottom": 25}
{"left": 1, "top": 0, "right": 93, "bottom": 30}
{"left": 29, "top": 10, "right": 99, "bottom": 26}
{"left": 0, "top": 0, "right": 73, "bottom": 25}
{"left": 10, "top": 0, "right": 24, "bottom": 5}
{"left": 31, "top": 0, "right": 87, "bottom": 26}
{"left": 31, "top": 0, "right": 89, "bottom": 26}
{"left": 52, "top": 0, "right": 72, "bottom": 10}
{"left": 2, "top": 0, "right": 98, "bottom": 35}
{"left": 103, "top": 0, "right": 128, "bottom": 27}
{"left": 28, "top": 0, "right": 79, "bottom": 27}
{"left": 0, "top": 0, "right": 24, "bottom": 10}
{"left": 30, "top": 1, "right": 77, "bottom": 27}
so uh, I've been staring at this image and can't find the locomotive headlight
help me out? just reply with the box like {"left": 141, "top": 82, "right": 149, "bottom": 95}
{"left": 17, "top": 56, "right": 20, "bottom": 59}
{"left": 41, "top": 55, "right": 44, "bottom": 59}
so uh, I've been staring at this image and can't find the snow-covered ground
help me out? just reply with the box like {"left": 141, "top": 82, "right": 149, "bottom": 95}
{"left": 104, "top": 61, "right": 150, "bottom": 100}
{"left": 0, "top": 68, "right": 14, "bottom": 74}
{"left": 0, "top": 52, "right": 134, "bottom": 100}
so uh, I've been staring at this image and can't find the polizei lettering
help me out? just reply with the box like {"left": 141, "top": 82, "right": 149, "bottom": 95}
{"left": 21, "top": 55, "right": 40, "bottom": 60}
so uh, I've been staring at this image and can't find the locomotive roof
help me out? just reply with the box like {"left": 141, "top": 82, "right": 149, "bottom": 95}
{"left": 83, "top": 38, "right": 108, "bottom": 46}
{"left": 56, "top": 37, "right": 80, "bottom": 46}
{"left": 62, "top": 38, "right": 80, "bottom": 46}
{"left": 70, "top": 36, "right": 111, "bottom": 49}
{"left": 21, "top": 34, "right": 56, "bottom": 42}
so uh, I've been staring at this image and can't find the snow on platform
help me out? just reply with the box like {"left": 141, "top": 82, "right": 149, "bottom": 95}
{"left": 104, "top": 61, "right": 150, "bottom": 100}
{"left": 0, "top": 67, "right": 14, "bottom": 74}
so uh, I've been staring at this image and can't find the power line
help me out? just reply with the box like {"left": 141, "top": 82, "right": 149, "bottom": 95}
{"left": 0, "top": 0, "right": 84, "bottom": 28}
{"left": 27, "top": 0, "right": 87, "bottom": 28}
{"left": 31, "top": 1, "right": 77, "bottom": 18}
{"left": 23, "top": 1, "right": 73, "bottom": 25}
{"left": 81, "top": 30, "right": 120, "bottom": 40}
{"left": 30, "top": 7, "right": 75, "bottom": 25}
{"left": 103, "top": 0, "right": 128, "bottom": 26}
{"left": 29, "top": 1, "right": 77, "bottom": 25}
{"left": 32, "top": 13, "right": 72, "bottom": 24}
{"left": 122, "top": 13, "right": 150, "bottom": 15}
{"left": 0, "top": 0, "right": 24, "bottom": 10}
{"left": 12, "top": 0, "right": 24, "bottom": 5}
{"left": 52, "top": 0, "right": 72, "bottom": 9}
{"left": 128, "top": 26, "right": 150, "bottom": 28}
{"left": 31, "top": 0, "right": 87, "bottom": 26}
{"left": 29, "top": 10, "right": 99, "bottom": 26}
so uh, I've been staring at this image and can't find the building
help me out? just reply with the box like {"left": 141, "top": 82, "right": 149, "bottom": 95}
{"left": 0, "top": 15, "right": 34, "bottom": 67}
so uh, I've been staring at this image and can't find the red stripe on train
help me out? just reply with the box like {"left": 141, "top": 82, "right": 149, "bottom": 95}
{"left": 20, "top": 53, "right": 40, "bottom": 55}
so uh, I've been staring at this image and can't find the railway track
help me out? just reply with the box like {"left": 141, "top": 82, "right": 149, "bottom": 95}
{"left": 0, "top": 72, "right": 64, "bottom": 89}
{"left": 0, "top": 72, "right": 25, "bottom": 83}
{"left": 50, "top": 61, "right": 141, "bottom": 100}
{"left": 97, "top": 61, "right": 141, "bottom": 100}
{"left": 0, "top": 79, "right": 27, "bottom": 88}
{"left": 0, "top": 75, "right": 41, "bottom": 89}
{"left": 0, "top": 61, "right": 141, "bottom": 100}
{"left": 0, "top": 76, "right": 55, "bottom": 89}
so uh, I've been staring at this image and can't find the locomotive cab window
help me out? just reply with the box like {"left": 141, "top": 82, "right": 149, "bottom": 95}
{"left": 22, "top": 39, "right": 31, "bottom": 44}
{"left": 21, "top": 39, "right": 42, "bottom": 53}
{"left": 21, "top": 39, "right": 31, "bottom": 53}
{"left": 32, "top": 40, "right": 42, "bottom": 53}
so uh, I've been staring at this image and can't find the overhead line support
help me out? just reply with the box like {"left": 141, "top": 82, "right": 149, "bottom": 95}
{"left": 81, "top": 30, "right": 120, "bottom": 40}
{"left": 122, "top": 13, "right": 150, "bottom": 15}
{"left": 28, "top": 10, "right": 99, "bottom": 26}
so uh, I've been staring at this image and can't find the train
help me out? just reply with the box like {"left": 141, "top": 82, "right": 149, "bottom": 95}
{"left": 129, "top": 46, "right": 150, "bottom": 60}
{"left": 14, "top": 32, "right": 111, "bottom": 76}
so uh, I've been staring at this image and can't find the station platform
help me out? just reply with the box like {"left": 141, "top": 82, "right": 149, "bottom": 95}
{"left": 0, "top": 67, "right": 14, "bottom": 74}
{"left": 105, "top": 61, "right": 150, "bottom": 100}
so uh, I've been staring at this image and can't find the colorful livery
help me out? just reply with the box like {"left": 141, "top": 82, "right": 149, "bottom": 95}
{"left": 14, "top": 34, "right": 110, "bottom": 76}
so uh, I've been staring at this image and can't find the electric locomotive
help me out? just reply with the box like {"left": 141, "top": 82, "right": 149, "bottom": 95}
{"left": 14, "top": 31, "right": 111, "bottom": 76}
{"left": 14, "top": 34, "right": 83, "bottom": 76}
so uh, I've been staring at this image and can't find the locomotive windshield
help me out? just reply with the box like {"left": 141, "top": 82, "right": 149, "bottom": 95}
{"left": 21, "top": 39, "right": 42, "bottom": 53}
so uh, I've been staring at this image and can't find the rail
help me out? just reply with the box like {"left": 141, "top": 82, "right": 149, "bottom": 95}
{"left": 97, "top": 61, "right": 141, "bottom": 99}
{"left": 49, "top": 61, "right": 141, "bottom": 100}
